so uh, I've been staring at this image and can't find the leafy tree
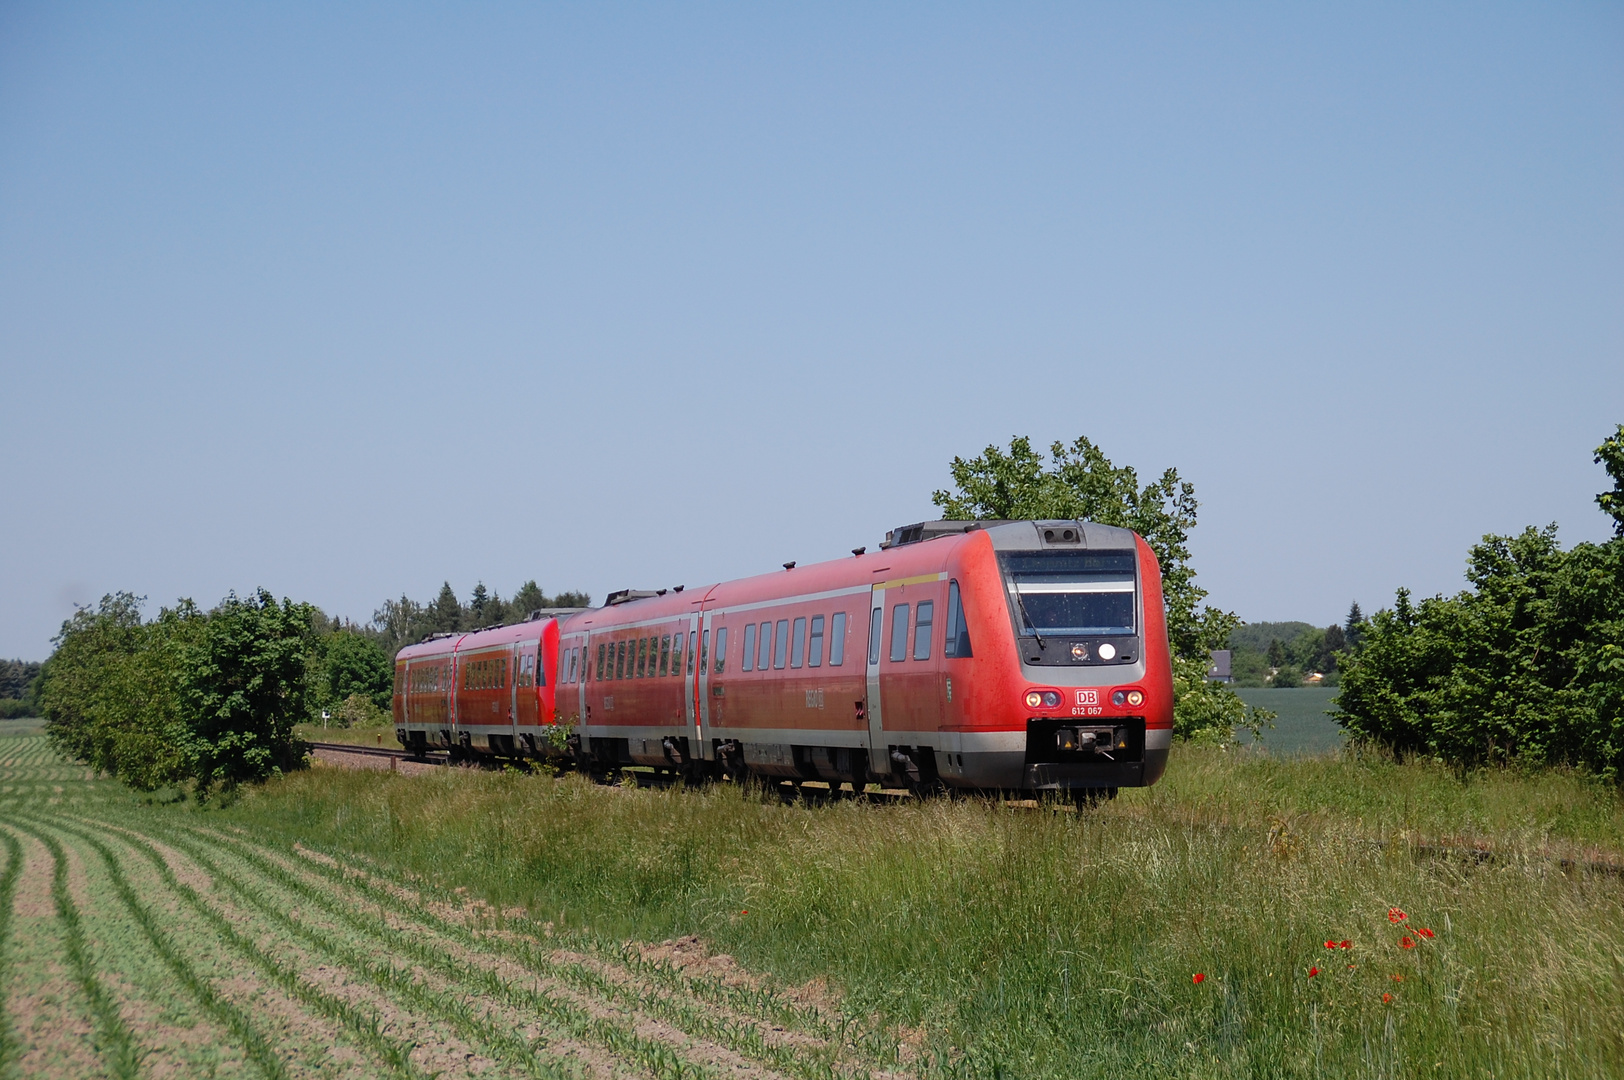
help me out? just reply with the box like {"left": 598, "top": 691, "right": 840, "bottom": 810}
{"left": 1597, "top": 423, "right": 1624, "bottom": 536}
{"left": 512, "top": 581, "right": 548, "bottom": 615}
{"left": 1271, "top": 665, "right": 1302, "bottom": 689}
{"left": 932, "top": 434, "right": 1270, "bottom": 740}
{"left": 175, "top": 589, "right": 317, "bottom": 792}
{"left": 1266, "top": 639, "right": 1285, "bottom": 668}
{"left": 321, "top": 630, "right": 393, "bottom": 709}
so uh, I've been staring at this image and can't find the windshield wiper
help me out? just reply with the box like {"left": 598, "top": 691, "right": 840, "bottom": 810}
{"left": 1013, "top": 586, "right": 1046, "bottom": 650}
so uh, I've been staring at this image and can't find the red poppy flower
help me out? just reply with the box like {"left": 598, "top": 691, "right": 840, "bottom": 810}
{"left": 1347, "top": 964, "right": 1357, "bottom": 970}
{"left": 1193, "top": 973, "right": 1205, "bottom": 984}
{"left": 1391, "top": 974, "right": 1404, "bottom": 982}
{"left": 1339, "top": 940, "right": 1353, "bottom": 949}
{"left": 741, "top": 909, "right": 749, "bottom": 915}
{"left": 1388, "top": 908, "right": 1407, "bottom": 923}
{"left": 1382, "top": 992, "right": 1393, "bottom": 1003}
{"left": 1400, "top": 936, "right": 1416, "bottom": 949}
{"left": 1308, "top": 966, "right": 1319, "bottom": 977}
{"left": 1324, "top": 940, "right": 1337, "bottom": 949}
{"left": 1417, "top": 927, "right": 1434, "bottom": 939}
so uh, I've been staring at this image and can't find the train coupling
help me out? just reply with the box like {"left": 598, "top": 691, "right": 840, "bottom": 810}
{"left": 1055, "top": 726, "right": 1126, "bottom": 755}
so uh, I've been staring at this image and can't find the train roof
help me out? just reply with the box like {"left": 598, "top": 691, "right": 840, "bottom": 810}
{"left": 882, "top": 519, "right": 1138, "bottom": 552}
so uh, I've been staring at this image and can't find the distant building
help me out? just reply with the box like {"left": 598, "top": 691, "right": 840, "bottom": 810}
{"left": 1207, "top": 649, "right": 1232, "bottom": 683}
{"left": 1304, "top": 671, "right": 1325, "bottom": 684}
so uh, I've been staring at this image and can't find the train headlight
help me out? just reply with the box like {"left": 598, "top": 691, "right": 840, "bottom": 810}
{"left": 1025, "top": 690, "right": 1062, "bottom": 709}
{"left": 1025, "top": 691, "right": 1044, "bottom": 709}
{"left": 1126, "top": 689, "right": 1144, "bottom": 707}
{"left": 1097, "top": 642, "right": 1117, "bottom": 660}
{"left": 1111, "top": 690, "right": 1126, "bottom": 706}
{"left": 1070, "top": 643, "right": 1088, "bottom": 661}
{"left": 1043, "top": 690, "right": 1061, "bottom": 707}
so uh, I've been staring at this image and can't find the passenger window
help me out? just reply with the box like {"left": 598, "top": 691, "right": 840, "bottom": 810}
{"left": 890, "top": 604, "right": 909, "bottom": 663}
{"left": 672, "top": 632, "right": 685, "bottom": 675}
{"left": 741, "top": 624, "right": 756, "bottom": 671}
{"left": 596, "top": 644, "right": 605, "bottom": 681}
{"left": 830, "top": 612, "right": 845, "bottom": 666}
{"left": 714, "top": 627, "right": 727, "bottom": 673}
{"left": 614, "top": 641, "right": 625, "bottom": 679}
{"left": 868, "top": 608, "right": 883, "bottom": 665}
{"left": 808, "top": 615, "right": 824, "bottom": 667}
{"left": 914, "top": 601, "right": 933, "bottom": 660}
{"left": 757, "top": 622, "right": 772, "bottom": 670}
{"left": 700, "top": 629, "right": 709, "bottom": 673}
{"left": 773, "top": 620, "right": 789, "bottom": 669}
{"left": 790, "top": 617, "right": 806, "bottom": 668}
{"left": 656, "top": 635, "right": 667, "bottom": 675}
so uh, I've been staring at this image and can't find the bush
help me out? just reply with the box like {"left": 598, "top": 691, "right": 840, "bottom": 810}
{"left": 319, "top": 630, "right": 393, "bottom": 710}
{"left": 1335, "top": 527, "right": 1624, "bottom": 780}
{"left": 333, "top": 692, "right": 389, "bottom": 728}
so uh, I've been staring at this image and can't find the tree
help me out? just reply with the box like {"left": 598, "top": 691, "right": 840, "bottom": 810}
{"left": 512, "top": 581, "right": 547, "bottom": 615}
{"left": 1344, "top": 601, "right": 1366, "bottom": 650}
{"left": 932, "top": 435, "right": 1270, "bottom": 741}
{"left": 1267, "top": 639, "right": 1285, "bottom": 668}
{"left": 321, "top": 630, "right": 393, "bottom": 709}
{"left": 176, "top": 589, "right": 317, "bottom": 792}
{"left": 1597, "top": 424, "right": 1624, "bottom": 537}
{"left": 429, "top": 583, "right": 462, "bottom": 634}
{"left": 1272, "top": 665, "right": 1302, "bottom": 689}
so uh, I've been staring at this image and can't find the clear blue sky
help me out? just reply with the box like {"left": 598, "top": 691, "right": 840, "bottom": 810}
{"left": 2, "top": 3, "right": 1620, "bottom": 659}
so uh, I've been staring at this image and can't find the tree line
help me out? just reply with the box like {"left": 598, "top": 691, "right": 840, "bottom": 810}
{"left": 37, "top": 578, "right": 592, "bottom": 796}
{"left": 0, "top": 659, "right": 42, "bottom": 719}
{"left": 1227, "top": 610, "right": 1364, "bottom": 688}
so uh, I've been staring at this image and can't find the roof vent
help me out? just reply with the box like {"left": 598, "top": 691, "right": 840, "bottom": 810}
{"left": 605, "top": 589, "right": 660, "bottom": 606}
{"left": 881, "top": 520, "right": 993, "bottom": 549}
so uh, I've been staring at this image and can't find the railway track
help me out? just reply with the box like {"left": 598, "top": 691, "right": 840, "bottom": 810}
{"left": 306, "top": 740, "right": 449, "bottom": 764}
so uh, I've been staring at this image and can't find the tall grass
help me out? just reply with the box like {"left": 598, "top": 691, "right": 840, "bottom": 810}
{"left": 223, "top": 748, "right": 1624, "bottom": 1079}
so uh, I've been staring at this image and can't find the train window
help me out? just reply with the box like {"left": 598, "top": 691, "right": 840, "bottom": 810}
{"left": 536, "top": 653, "right": 545, "bottom": 688}
{"left": 790, "top": 617, "right": 806, "bottom": 668}
{"left": 914, "top": 602, "right": 933, "bottom": 660}
{"left": 656, "top": 635, "right": 668, "bottom": 675}
{"left": 773, "top": 620, "right": 789, "bottom": 669}
{"left": 613, "top": 641, "right": 624, "bottom": 679}
{"left": 700, "top": 629, "right": 709, "bottom": 673}
{"left": 945, "top": 581, "right": 974, "bottom": 657}
{"left": 808, "top": 616, "right": 824, "bottom": 667}
{"left": 757, "top": 622, "right": 772, "bottom": 671}
{"left": 596, "top": 644, "right": 605, "bottom": 680}
{"left": 868, "top": 608, "right": 883, "bottom": 665}
{"left": 635, "top": 637, "right": 646, "bottom": 678}
{"left": 570, "top": 647, "right": 580, "bottom": 683}
{"left": 830, "top": 612, "right": 846, "bottom": 666}
{"left": 642, "top": 637, "right": 653, "bottom": 677}
{"left": 889, "top": 604, "right": 909, "bottom": 663}
{"left": 672, "top": 631, "right": 685, "bottom": 674}
{"left": 741, "top": 624, "right": 756, "bottom": 671}
{"left": 713, "top": 627, "right": 727, "bottom": 673}
{"left": 501, "top": 658, "right": 509, "bottom": 688}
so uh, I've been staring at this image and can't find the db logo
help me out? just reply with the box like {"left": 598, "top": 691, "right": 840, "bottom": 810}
{"left": 1075, "top": 689, "right": 1099, "bottom": 706}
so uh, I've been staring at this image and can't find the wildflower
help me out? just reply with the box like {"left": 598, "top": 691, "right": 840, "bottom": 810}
{"left": 1400, "top": 936, "right": 1416, "bottom": 950}
{"left": 1324, "top": 940, "right": 1337, "bottom": 949}
{"left": 1308, "top": 966, "right": 1320, "bottom": 977}
{"left": 1391, "top": 974, "right": 1404, "bottom": 982}
{"left": 1383, "top": 992, "right": 1393, "bottom": 1003}
{"left": 741, "top": 909, "right": 749, "bottom": 915}
{"left": 1417, "top": 927, "right": 1434, "bottom": 939}
{"left": 1339, "top": 940, "right": 1352, "bottom": 949}
{"left": 1347, "top": 964, "right": 1357, "bottom": 970}
{"left": 1193, "top": 973, "right": 1205, "bottom": 984}
{"left": 1388, "top": 908, "right": 1407, "bottom": 923}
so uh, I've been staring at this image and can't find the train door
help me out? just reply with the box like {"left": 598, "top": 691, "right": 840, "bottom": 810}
{"left": 686, "top": 612, "right": 703, "bottom": 755}
{"left": 865, "top": 587, "right": 889, "bottom": 774}
{"left": 510, "top": 639, "right": 526, "bottom": 733}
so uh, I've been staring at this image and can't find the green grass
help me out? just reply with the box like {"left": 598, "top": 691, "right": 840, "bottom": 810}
{"left": 219, "top": 747, "right": 1624, "bottom": 1080}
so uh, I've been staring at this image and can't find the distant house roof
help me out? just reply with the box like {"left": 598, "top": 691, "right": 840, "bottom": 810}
{"left": 1207, "top": 649, "right": 1231, "bottom": 679}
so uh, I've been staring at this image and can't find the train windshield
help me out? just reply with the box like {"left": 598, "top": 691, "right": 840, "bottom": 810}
{"left": 998, "top": 551, "right": 1137, "bottom": 636}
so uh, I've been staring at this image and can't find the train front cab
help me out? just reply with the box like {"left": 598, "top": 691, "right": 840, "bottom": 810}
{"left": 886, "top": 520, "right": 1174, "bottom": 798}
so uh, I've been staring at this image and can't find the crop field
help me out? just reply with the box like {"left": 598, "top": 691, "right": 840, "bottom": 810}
{"left": 1, "top": 729, "right": 1622, "bottom": 1079}
{"left": 0, "top": 731, "right": 876, "bottom": 1079}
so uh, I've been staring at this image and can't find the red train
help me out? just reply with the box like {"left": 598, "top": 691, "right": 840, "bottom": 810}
{"left": 392, "top": 519, "right": 1174, "bottom": 797}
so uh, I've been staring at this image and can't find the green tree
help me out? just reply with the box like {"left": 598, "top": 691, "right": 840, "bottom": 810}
{"left": 512, "top": 580, "right": 547, "bottom": 615}
{"left": 1597, "top": 423, "right": 1624, "bottom": 537}
{"left": 1344, "top": 601, "right": 1366, "bottom": 651}
{"left": 321, "top": 630, "right": 393, "bottom": 709}
{"left": 429, "top": 582, "right": 462, "bottom": 634}
{"left": 176, "top": 589, "right": 317, "bottom": 792}
{"left": 932, "top": 435, "right": 1270, "bottom": 740}
{"left": 1266, "top": 639, "right": 1285, "bottom": 668}
{"left": 1271, "top": 665, "right": 1302, "bottom": 689}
